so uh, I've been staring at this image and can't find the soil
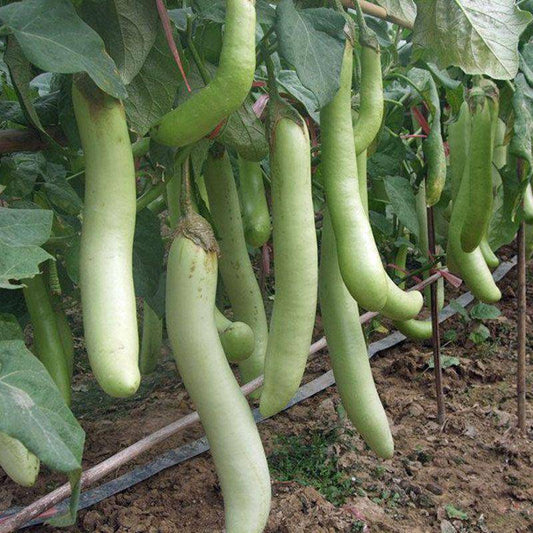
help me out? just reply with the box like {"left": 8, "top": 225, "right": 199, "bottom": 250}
{"left": 1, "top": 248, "right": 532, "bottom": 533}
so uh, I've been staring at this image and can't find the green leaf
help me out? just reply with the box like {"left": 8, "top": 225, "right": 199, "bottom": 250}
{"left": 194, "top": 0, "right": 225, "bottom": 22}
{"left": 124, "top": 27, "right": 182, "bottom": 135}
{"left": 428, "top": 355, "right": 460, "bottom": 370}
{"left": 407, "top": 67, "right": 440, "bottom": 117}
{"left": 375, "top": 0, "right": 416, "bottom": 27}
{"left": 278, "top": 69, "right": 320, "bottom": 123}
{"left": 519, "top": 43, "right": 533, "bottom": 86}
{"left": 193, "top": 0, "right": 274, "bottom": 25}
{"left": 384, "top": 176, "right": 420, "bottom": 240}
{"left": 0, "top": 313, "right": 24, "bottom": 340}
{"left": 0, "top": 0, "right": 126, "bottom": 99}
{"left": 0, "top": 340, "right": 84, "bottom": 523}
{"left": 368, "top": 131, "right": 406, "bottom": 177}
{"left": 0, "top": 207, "right": 53, "bottom": 288}
{"left": 449, "top": 299, "right": 469, "bottom": 320}
{"left": 4, "top": 35, "right": 44, "bottom": 132}
{"left": 510, "top": 74, "right": 533, "bottom": 178}
{"left": 190, "top": 139, "right": 211, "bottom": 179}
{"left": 133, "top": 208, "right": 164, "bottom": 299}
{"left": 216, "top": 97, "right": 269, "bottom": 162}
{"left": 489, "top": 166, "right": 521, "bottom": 250}
{"left": 276, "top": 0, "right": 346, "bottom": 108}
{"left": 469, "top": 302, "right": 501, "bottom": 320}
{"left": 0, "top": 152, "right": 46, "bottom": 198}
{"left": 443, "top": 329, "right": 458, "bottom": 343}
{"left": 413, "top": 0, "right": 532, "bottom": 80}
{"left": 41, "top": 162, "right": 83, "bottom": 216}
{"left": 167, "top": 8, "right": 193, "bottom": 32}
{"left": 257, "top": 0, "right": 276, "bottom": 25}
{"left": 369, "top": 211, "right": 394, "bottom": 238}
{"left": 80, "top": 0, "right": 158, "bottom": 85}
{"left": 468, "top": 323, "right": 490, "bottom": 344}
{"left": 64, "top": 234, "right": 80, "bottom": 285}
{"left": 445, "top": 504, "right": 468, "bottom": 520}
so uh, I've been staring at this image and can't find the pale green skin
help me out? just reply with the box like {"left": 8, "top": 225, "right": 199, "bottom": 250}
{"left": 479, "top": 236, "right": 499, "bottom": 270}
{"left": 492, "top": 118, "right": 507, "bottom": 171}
{"left": 204, "top": 150, "right": 268, "bottom": 387}
{"left": 166, "top": 230, "right": 271, "bottom": 533}
{"left": 152, "top": 0, "right": 256, "bottom": 147}
{"left": 448, "top": 102, "right": 471, "bottom": 204}
{"left": 319, "top": 211, "right": 393, "bottom": 459}
{"left": 381, "top": 277, "right": 423, "bottom": 321}
{"left": 322, "top": 43, "right": 388, "bottom": 312}
{"left": 139, "top": 301, "right": 163, "bottom": 375}
{"left": 448, "top": 162, "right": 501, "bottom": 304}
{"left": 23, "top": 274, "right": 71, "bottom": 405}
{"left": 325, "top": 43, "right": 422, "bottom": 319}
{"left": 72, "top": 80, "right": 140, "bottom": 398}
{"left": 394, "top": 318, "right": 432, "bottom": 340}
{"left": 237, "top": 156, "right": 271, "bottom": 248}
{"left": 353, "top": 46, "right": 383, "bottom": 155}
{"left": 259, "top": 111, "right": 318, "bottom": 418}
{"left": 0, "top": 432, "right": 39, "bottom": 487}
{"left": 460, "top": 99, "right": 494, "bottom": 253}
{"left": 356, "top": 149, "right": 368, "bottom": 214}
{"left": 215, "top": 307, "right": 255, "bottom": 362}
{"left": 523, "top": 184, "right": 533, "bottom": 224}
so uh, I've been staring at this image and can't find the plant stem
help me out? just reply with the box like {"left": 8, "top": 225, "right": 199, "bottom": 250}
{"left": 187, "top": 15, "right": 211, "bottom": 85}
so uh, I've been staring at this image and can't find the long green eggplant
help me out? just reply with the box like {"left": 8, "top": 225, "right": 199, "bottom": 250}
{"left": 166, "top": 213, "right": 271, "bottom": 532}
{"left": 320, "top": 210, "right": 393, "bottom": 459}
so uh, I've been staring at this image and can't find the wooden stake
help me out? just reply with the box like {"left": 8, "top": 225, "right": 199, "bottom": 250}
{"left": 517, "top": 220, "right": 527, "bottom": 432}
{"left": 427, "top": 206, "right": 445, "bottom": 425}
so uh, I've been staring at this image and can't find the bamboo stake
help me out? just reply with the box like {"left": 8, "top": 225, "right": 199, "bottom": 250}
{"left": 517, "top": 220, "right": 527, "bottom": 432}
{"left": 428, "top": 206, "right": 445, "bottom": 425}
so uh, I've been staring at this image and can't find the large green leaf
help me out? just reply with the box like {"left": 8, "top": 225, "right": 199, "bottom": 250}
{"left": 80, "top": 0, "right": 158, "bottom": 85}
{"left": 216, "top": 97, "right": 269, "bottom": 162}
{"left": 278, "top": 69, "right": 320, "bottom": 123}
{"left": 276, "top": 0, "right": 346, "bottom": 108}
{"left": 0, "top": 207, "right": 53, "bottom": 288}
{"left": 413, "top": 0, "right": 532, "bottom": 80}
{"left": 384, "top": 176, "right": 420, "bottom": 240}
{"left": 0, "top": 340, "right": 84, "bottom": 523}
{"left": 375, "top": 0, "right": 416, "bottom": 27}
{"left": 0, "top": 313, "right": 24, "bottom": 340}
{"left": 0, "top": 0, "right": 126, "bottom": 99}
{"left": 0, "top": 152, "right": 45, "bottom": 198}
{"left": 133, "top": 208, "right": 164, "bottom": 299}
{"left": 124, "top": 28, "right": 182, "bottom": 135}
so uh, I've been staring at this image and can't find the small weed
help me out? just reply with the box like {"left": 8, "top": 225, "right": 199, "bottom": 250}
{"left": 372, "top": 490, "right": 402, "bottom": 508}
{"left": 350, "top": 520, "right": 367, "bottom": 532}
{"left": 445, "top": 504, "right": 468, "bottom": 520}
{"left": 268, "top": 429, "right": 355, "bottom": 506}
{"left": 373, "top": 465, "right": 386, "bottom": 479}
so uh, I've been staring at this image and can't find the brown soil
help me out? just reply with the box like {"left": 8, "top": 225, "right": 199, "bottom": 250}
{"left": 1, "top": 251, "right": 532, "bottom": 533}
